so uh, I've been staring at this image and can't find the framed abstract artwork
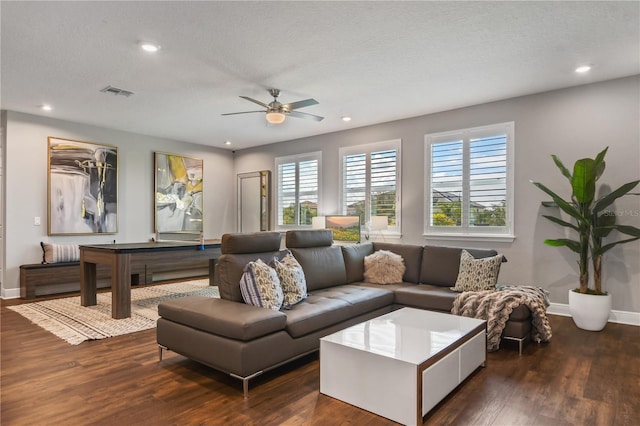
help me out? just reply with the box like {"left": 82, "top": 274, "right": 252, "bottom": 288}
{"left": 48, "top": 137, "right": 118, "bottom": 235}
{"left": 154, "top": 152, "right": 203, "bottom": 233}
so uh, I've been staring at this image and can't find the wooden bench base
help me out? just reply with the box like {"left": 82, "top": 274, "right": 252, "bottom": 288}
{"left": 20, "top": 263, "right": 143, "bottom": 299}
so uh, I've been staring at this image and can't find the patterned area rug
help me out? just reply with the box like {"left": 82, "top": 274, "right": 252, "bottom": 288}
{"left": 8, "top": 279, "right": 219, "bottom": 345}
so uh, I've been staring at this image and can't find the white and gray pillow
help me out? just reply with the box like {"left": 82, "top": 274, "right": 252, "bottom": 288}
{"left": 452, "top": 250, "right": 503, "bottom": 292}
{"left": 41, "top": 242, "right": 80, "bottom": 264}
{"left": 272, "top": 251, "right": 307, "bottom": 308}
{"left": 239, "top": 259, "right": 284, "bottom": 311}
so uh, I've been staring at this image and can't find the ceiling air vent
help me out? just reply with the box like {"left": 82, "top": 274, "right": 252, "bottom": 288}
{"left": 100, "top": 85, "right": 134, "bottom": 97}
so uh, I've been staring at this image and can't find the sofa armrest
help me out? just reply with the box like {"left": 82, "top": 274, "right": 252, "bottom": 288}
{"left": 158, "top": 296, "right": 287, "bottom": 341}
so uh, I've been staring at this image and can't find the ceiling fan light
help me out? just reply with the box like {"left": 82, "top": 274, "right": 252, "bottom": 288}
{"left": 266, "top": 111, "right": 286, "bottom": 124}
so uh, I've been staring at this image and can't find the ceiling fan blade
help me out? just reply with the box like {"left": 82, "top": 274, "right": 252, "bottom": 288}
{"left": 287, "top": 110, "right": 324, "bottom": 122}
{"left": 239, "top": 96, "right": 268, "bottom": 108}
{"left": 221, "top": 111, "right": 264, "bottom": 116}
{"left": 283, "top": 98, "right": 318, "bottom": 111}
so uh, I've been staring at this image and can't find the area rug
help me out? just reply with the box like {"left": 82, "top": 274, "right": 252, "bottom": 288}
{"left": 8, "top": 279, "right": 219, "bottom": 345}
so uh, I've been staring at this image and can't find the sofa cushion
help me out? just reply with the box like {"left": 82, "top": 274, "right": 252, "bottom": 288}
{"left": 41, "top": 242, "right": 80, "bottom": 264}
{"left": 341, "top": 243, "right": 374, "bottom": 283}
{"left": 452, "top": 250, "right": 503, "bottom": 292}
{"left": 420, "top": 246, "right": 500, "bottom": 287}
{"left": 286, "top": 229, "right": 333, "bottom": 248}
{"left": 316, "top": 285, "right": 394, "bottom": 316}
{"left": 282, "top": 285, "right": 393, "bottom": 338}
{"left": 272, "top": 251, "right": 307, "bottom": 308}
{"left": 282, "top": 294, "right": 352, "bottom": 338}
{"left": 290, "top": 245, "right": 347, "bottom": 291}
{"left": 364, "top": 250, "right": 406, "bottom": 284}
{"left": 221, "top": 231, "right": 282, "bottom": 254}
{"left": 158, "top": 296, "right": 287, "bottom": 341}
{"left": 215, "top": 250, "right": 288, "bottom": 302}
{"left": 372, "top": 243, "right": 423, "bottom": 283}
{"left": 394, "top": 284, "right": 458, "bottom": 312}
{"left": 239, "top": 259, "right": 284, "bottom": 311}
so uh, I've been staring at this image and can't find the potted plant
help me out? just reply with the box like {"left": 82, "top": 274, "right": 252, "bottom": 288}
{"left": 531, "top": 147, "right": 640, "bottom": 331}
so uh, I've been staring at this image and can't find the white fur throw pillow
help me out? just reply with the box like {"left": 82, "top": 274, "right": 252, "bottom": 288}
{"left": 363, "top": 250, "right": 406, "bottom": 284}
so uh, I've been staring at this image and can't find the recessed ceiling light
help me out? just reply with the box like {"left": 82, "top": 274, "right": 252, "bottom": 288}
{"left": 224, "top": 141, "right": 232, "bottom": 146}
{"left": 341, "top": 116, "right": 352, "bottom": 122}
{"left": 575, "top": 65, "right": 591, "bottom": 73}
{"left": 41, "top": 104, "right": 52, "bottom": 111}
{"left": 140, "top": 43, "right": 160, "bottom": 53}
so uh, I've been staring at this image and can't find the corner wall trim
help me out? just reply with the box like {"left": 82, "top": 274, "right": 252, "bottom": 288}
{"left": 547, "top": 303, "right": 640, "bottom": 327}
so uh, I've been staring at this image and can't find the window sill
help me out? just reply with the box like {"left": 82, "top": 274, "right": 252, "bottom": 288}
{"left": 423, "top": 233, "right": 515, "bottom": 243}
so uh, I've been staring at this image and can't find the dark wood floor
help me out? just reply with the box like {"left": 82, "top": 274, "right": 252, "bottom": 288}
{"left": 1, "top": 295, "right": 638, "bottom": 426}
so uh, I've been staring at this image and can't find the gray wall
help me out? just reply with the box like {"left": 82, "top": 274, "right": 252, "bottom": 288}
{"left": 235, "top": 76, "right": 640, "bottom": 313}
{"left": 2, "top": 111, "right": 235, "bottom": 298}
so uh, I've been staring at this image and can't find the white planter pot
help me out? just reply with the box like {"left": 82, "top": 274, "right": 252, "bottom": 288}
{"left": 568, "top": 289, "right": 612, "bottom": 331}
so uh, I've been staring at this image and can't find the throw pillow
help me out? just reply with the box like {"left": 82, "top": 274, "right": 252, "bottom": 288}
{"left": 271, "top": 251, "right": 307, "bottom": 308}
{"left": 41, "top": 242, "right": 80, "bottom": 264}
{"left": 239, "top": 259, "right": 284, "bottom": 311}
{"left": 363, "top": 250, "right": 406, "bottom": 284}
{"left": 452, "top": 250, "right": 504, "bottom": 292}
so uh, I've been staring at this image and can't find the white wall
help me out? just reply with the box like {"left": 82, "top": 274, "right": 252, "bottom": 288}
{"left": 235, "top": 76, "right": 640, "bottom": 313}
{"left": 2, "top": 111, "right": 235, "bottom": 298}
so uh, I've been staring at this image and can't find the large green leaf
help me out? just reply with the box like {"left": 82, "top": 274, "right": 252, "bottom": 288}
{"left": 593, "top": 147, "right": 608, "bottom": 181}
{"left": 542, "top": 214, "right": 579, "bottom": 232}
{"left": 571, "top": 158, "right": 596, "bottom": 203}
{"left": 594, "top": 237, "right": 640, "bottom": 256}
{"left": 531, "top": 181, "right": 585, "bottom": 223}
{"left": 544, "top": 238, "right": 581, "bottom": 253}
{"left": 592, "top": 180, "right": 640, "bottom": 213}
{"left": 552, "top": 154, "right": 573, "bottom": 182}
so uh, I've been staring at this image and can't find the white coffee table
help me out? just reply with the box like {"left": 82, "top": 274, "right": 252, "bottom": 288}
{"left": 320, "top": 308, "right": 486, "bottom": 425}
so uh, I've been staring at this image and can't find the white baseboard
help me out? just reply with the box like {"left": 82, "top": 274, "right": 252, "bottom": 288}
{"left": 1, "top": 287, "right": 21, "bottom": 299}
{"left": 547, "top": 302, "right": 640, "bottom": 326}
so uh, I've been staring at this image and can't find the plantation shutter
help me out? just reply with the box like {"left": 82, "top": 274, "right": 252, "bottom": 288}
{"left": 276, "top": 152, "right": 320, "bottom": 227}
{"left": 469, "top": 135, "right": 507, "bottom": 226}
{"left": 343, "top": 153, "right": 367, "bottom": 222}
{"left": 370, "top": 149, "right": 397, "bottom": 226}
{"left": 430, "top": 140, "right": 463, "bottom": 227}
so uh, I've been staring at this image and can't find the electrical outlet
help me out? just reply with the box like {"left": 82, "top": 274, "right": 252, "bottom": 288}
{"left": 34, "top": 216, "right": 41, "bottom": 226}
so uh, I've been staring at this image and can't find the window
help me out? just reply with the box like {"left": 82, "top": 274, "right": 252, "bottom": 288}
{"left": 339, "top": 139, "right": 401, "bottom": 235}
{"left": 424, "top": 122, "right": 514, "bottom": 241}
{"left": 275, "top": 152, "right": 321, "bottom": 228}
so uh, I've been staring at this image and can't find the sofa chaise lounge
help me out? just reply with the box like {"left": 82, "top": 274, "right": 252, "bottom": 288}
{"left": 157, "top": 230, "right": 532, "bottom": 397}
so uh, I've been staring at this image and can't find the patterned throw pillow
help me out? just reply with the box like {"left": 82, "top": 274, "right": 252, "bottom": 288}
{"left": 272, "top": 251, "right": 307, "bottom": 308}
{"left": 41, "top": 242, "right": 80, "bottom": 264}
{"left": 239, "top": 259, "right": 284, "bottom": 311}
{"left": 363, "top": 250, "right": 406, "bottom": 284}
{"left": 452, "top": 250, "right": 504, "bottom": 292}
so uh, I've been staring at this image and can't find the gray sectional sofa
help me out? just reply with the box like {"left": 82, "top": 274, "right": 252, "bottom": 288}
{"left": 157, "top": 230, "right": 531, "bottom": 397}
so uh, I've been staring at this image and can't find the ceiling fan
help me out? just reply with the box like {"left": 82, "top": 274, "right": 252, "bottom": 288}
{"left": 222, "top": 89, "right": 324, "bottom": 124}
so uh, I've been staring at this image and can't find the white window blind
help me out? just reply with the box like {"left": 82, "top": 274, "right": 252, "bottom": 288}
{"left": 340, "top": 140, "right": 401, "bottom": 234}
{"left": 276, "top": 152, "right": 321, "bottom": 227}
{"left": 425, "top": 122, "right": 514, "bottom": 240}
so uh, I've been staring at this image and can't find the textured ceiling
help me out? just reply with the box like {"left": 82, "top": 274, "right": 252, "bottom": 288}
{"left": 1, "top": 1, "right": 638, "bottom": 150}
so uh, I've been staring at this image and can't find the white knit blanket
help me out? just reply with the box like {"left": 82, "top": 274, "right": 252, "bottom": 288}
{"left": 451, "top": 286, "right": 552, "bottom": 352}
